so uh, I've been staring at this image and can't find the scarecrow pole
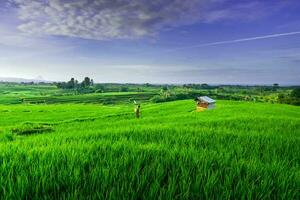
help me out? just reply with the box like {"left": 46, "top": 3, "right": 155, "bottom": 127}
{"left": 133, "top": 100, "right": 141, "bottom": 119}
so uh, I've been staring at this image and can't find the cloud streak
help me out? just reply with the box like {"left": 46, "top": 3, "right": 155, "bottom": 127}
{"left": 167, "top": 31, "right": 300, "bottom": 52}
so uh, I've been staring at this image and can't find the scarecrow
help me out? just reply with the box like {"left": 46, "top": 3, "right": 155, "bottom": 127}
{"left": 133, "top": 101, "right": 141, "bottom": 119}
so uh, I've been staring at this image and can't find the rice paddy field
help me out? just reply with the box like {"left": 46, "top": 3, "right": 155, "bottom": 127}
{"left": 0, "top": 86, "right": 300, "bottom": 199}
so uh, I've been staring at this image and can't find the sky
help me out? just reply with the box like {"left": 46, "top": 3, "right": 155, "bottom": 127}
{"left": 0, "top": 0, "right": 300, "bottom": 85}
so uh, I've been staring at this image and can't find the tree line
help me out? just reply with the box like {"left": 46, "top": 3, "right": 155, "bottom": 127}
{"left": 278, "top": 87, "right": 300, "bottom": 106}
{"left": 55, "top": 77, "right": 94, "bottom": 89}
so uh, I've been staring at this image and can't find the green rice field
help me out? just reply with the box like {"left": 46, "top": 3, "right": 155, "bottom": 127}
{"left": 0, "top": 97, "right": 299, "bottom": 199}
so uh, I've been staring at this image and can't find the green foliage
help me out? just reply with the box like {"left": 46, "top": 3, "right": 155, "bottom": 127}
{"left": 55, "top": 78, "right": 78, "bottom": 89}
{"left": 0, "top": 132, "right": 15, "bottom": 142}
{"left": 272, "top": 83, "right": 279, "bottom": 91}
{"left": 56, "top": 77, "right": 93, "bottom": 90}
{"left": 0, "top": 80, "right": 299, "bottom": 198}
{"left": 120, "top": 86, "right": 129, "bottom": 92}
{"left": 1, "top": 82, "right": 298, "bottom": 106}
{"left": 81, "top": 77, "right": 92, "bottom": 88}
{"left": 0, "top": 99, "right": 299, "bottom": 199}
{"left": 22, "top": 92, "right": 155, "bottom": 104}
{"left": 291, "top": 88, "right": 300, "bottom": 98}
{"left": 183, "top": 83, "right": 215, "bottom": 89}
{"left": 151, "top": 92, "right": 193, "bottom": 103}
{"left": 12, "top": 124, "right": 53, "bottom": 135}
{"left": 277, "top": 88, "right": 300, "bottom": 106}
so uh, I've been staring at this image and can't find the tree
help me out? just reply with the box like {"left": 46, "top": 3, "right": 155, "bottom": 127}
{"left": 201, "top": 83, "right": 210, "bottom": 89}
{"left": 277, "top": 88, "right": 300, "bottom": 106}
{"left": 68, "top": 78, "right": 76, "bottom": 89}
{"left": 273, "top": 83, "right": 279, "bottom": 91}
{"left": 291, "top": 88, "right": 300, "bottom": 98}
{"left": 55, "top": 82, "right": 63, "bottom": 89}
{"left": 162, "top": 85, "right": 168, "bottom": 91}
{"left": 120, "top": 86, "right": 129, "bottom": 92}
{"left": 277, "top": 93, "right": 286, "bottom": 104}
{"left": 81, "top": 77, "right": 91, "bottom": 88}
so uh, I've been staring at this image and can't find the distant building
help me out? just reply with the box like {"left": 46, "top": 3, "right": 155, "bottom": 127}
{"left": 195, "top": 96, "right": 216, "bottom": 111}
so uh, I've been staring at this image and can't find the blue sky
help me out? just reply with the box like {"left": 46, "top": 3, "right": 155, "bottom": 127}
{"left": 0, "top": 0, "right": 300, "bottom": 84}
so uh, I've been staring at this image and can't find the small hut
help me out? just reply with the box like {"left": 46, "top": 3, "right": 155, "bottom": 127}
{"left": 195, "top": 96, "right": 216, "bottom": 111}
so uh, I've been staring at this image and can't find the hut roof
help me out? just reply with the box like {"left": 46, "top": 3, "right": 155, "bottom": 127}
{"left": 196, "top": 96, "right": 216, "bottom": 103}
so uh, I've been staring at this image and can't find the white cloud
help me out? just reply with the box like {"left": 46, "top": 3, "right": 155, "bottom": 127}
{"left": 9, "top": 0, "right": 203, "bottom": 40}
{"left": 7, "top": 0, "right": 283, "bottom": 41}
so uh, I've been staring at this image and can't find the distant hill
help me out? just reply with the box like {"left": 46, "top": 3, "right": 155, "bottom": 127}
{"left": 0, "top": 77, "right": 51, "bottom": 83}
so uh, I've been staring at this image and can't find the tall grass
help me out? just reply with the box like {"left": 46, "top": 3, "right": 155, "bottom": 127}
{"left": 0, "top": 100, "right": 299, "bottom": 199}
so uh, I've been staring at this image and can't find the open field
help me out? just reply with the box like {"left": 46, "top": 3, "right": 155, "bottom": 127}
{"left": 0, "top": 84, "right": 157, "bottom": 105}
{"left": 0, "top": 97, "right": 299, "bottom": 199}
{"left": 1, "top": 1, "right": 300, "bottom": 198}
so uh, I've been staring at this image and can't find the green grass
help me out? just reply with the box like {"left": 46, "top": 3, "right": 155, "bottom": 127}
{"left": 0, "top": 100, "right": 299, "bottom": 199}
{"left": 0, "top": 83, "right": 156, "bottom": 105}
{"left": 22, "top": 92, "right": 156, "bottom": 104}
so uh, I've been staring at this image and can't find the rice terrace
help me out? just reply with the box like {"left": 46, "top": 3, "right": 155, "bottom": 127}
{"left": 1, "top": 0, "right": 300, "bottom": 199}
{"left": 0, "top": 82, "right": 299, "bottom": 199}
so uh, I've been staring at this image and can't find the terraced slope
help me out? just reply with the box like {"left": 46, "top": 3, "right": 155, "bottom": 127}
{"left": 0, "top": 100, "right": 299, "bottom": 199}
